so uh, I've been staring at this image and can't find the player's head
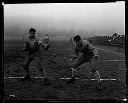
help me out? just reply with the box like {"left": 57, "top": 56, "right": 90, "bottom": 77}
{"left": 73, "top": 35, "right": 81, "bottom": 43}
{"left": 29, "top": 28, "right": 36, "bottom": 38}
{"left": 45, "top": 35, "right": 49, "bottom": 40}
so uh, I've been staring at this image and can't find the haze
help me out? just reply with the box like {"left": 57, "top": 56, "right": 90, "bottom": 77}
{"left": 4, "top": 2, "right": 125, "bottom": 40}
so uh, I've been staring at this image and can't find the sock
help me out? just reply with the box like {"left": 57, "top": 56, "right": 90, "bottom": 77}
{"left": 94, "top": 70, "right": 101, "bottom": 83}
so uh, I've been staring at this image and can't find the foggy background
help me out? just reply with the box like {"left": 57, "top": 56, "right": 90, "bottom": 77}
{"left": 4, "top": 2, "right": 125, "bottom": 40}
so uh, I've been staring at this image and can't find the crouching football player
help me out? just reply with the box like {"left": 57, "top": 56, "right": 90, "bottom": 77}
{"left": 67, "top": 35, "right": 102, "bottom": 89}
{"left": 21, "top": 28, "right": 49, "bottom": 85}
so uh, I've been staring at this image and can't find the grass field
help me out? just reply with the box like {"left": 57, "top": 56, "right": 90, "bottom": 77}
{"left": 4, "top": 40, "right": 126, "bottom": 101}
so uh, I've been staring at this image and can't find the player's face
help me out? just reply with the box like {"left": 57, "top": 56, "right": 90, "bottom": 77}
{"left": 75, "top": 39, "right": 80, "bottom": 45}
{"left": 74, "top": 40, "right": 78, "bottom": 44}
{"left": 75, "top": 40, "right": 82, "bottom": 47}
{"left": 29, "top": 32, "right": 35, "bottom": 38}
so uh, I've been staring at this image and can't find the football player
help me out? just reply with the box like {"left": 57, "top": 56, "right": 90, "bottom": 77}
{"left": 21, "top": 28, "right": 49, "bottom": 85}
{"left": 67, "top": 35, "right": 102, "bottom": 89}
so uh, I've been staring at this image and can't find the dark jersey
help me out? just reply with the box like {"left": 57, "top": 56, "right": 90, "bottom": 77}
{"left": 23, "top": 37, "right": 40, "bottom": 55}
{"left": 75, "top": 40, "right": 98, "bottom": 56}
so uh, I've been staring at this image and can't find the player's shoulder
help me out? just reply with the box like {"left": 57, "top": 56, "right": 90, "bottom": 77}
{"left": 82, "top": 39, "right": 88, "bottom": 42}
{"left": 24, "top": 37, "right": 39, "bottom": 42}
{"left": 82, "top": 39, "right": 89, "bottom": 44}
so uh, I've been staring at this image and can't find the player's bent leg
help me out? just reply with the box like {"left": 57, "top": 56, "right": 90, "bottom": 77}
{"left": 66, "top": 66, "right": 78, "bottom": 84}
{"left": 36, "top": 56, "right": 49, "bottom": 85}
{"left": 36, "top": 56, "right": 44, "bottom": 76}
{"left": 67, "top": 55, "right": 86, "bottom": 84}
{"left": 93, "top": 70, "right": 102, "bottom": 90}
{"left": 90, "top": 60, "right": 102, "bottom": 89}
{"left": 21, "top": 55, "right": 33, "bottom": 81}
{"left": 92, "top": 70, "right": 101, "bottom": 83}
{"left": 21, "top": 65, "right": 31, "bottom": 81}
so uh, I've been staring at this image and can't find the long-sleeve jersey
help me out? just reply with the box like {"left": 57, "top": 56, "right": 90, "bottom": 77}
{"left": 75, "top": 40, "right": 99, "bottom": 56}
{"left": 23, "top": 37, "right": 40, "bottom": 55}
{"left": 23, "top": 36, "right": 50, "bottom": 55}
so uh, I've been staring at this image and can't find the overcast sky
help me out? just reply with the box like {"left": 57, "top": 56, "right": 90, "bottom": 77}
{"left": 4, "top": 2, "right": 125, "bottom": 39}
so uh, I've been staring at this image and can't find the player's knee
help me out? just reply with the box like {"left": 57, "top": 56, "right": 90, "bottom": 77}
{"left": 91, "top": 69, "right": 98, "bottom": 73}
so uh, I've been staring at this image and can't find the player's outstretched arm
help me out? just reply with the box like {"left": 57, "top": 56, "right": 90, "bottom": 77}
{"left": 22, "top": 41, "right": 29, "bottom": 52}
{"left": 72, "top": 48, "right": 79, "bottom": 60}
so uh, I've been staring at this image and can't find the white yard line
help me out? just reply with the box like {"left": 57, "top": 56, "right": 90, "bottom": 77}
{"left": 60, "top": 78, "right": 121, "bottom": 81}
{"left": 68, "top": 59, "right": 125, "bottom": 62}
{"left": 4, "top": 76, "right": 121, "bottom": 81}
{"left": 101, "top": 60, "right": 125, "bottom": 62}
{"left": 4, "top": 45, "right": 23, "bottom": 47}
{"left": 97, "top": 48, "right": 125, "bottom": 56}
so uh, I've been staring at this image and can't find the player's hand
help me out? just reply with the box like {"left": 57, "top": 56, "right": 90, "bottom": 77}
{"left": 38, "top": 40, "right": 42, "bottom": 44}
{"left": 93, "top": 55, "right": 99, "bottom": 60}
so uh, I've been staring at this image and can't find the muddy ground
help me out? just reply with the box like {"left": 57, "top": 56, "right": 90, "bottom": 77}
{"left": 4, "top": 40, "right": 126, "bottom": 101}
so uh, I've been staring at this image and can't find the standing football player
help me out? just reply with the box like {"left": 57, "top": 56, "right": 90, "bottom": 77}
{"left": 67, "top": 35, "right": 102, "bottom": 89}
{"left": 43, "top": 35, "right": 50, "bottom": 50}
{"left": 22, "top": 28, "right": 49, "bottom": 85}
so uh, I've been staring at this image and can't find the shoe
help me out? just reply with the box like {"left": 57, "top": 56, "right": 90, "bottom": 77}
{"left": 21, "top": 74, "right": 31, "bottom": 81}
{"left": 67, "top": 77, "right": 75, "bottom": 84}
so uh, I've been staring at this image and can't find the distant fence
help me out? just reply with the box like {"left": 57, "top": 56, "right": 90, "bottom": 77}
{"left": 88, "top": 36, "right": 125, "bottom": 48}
